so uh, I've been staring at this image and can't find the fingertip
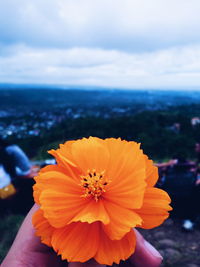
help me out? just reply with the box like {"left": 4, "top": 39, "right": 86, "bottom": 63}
{"left": 143, "top": 240, "right": 163, "bottom": 266}
{"left": 129, "top": 230, "right": 163, "bottom": 267}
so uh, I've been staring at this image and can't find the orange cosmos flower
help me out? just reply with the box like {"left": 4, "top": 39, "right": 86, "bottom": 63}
{"left": 32, "top": 137, "right": 171, "bottom": 265}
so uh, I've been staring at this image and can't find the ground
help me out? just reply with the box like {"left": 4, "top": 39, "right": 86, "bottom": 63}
{"left": 0, "top": 215, "right": 200, "bottom": 266}
{"left": 140, "top": 218, "right": 200, "bottom": 267}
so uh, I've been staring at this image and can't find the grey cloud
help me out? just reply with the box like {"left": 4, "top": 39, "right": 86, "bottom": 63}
{"left": 1, "top": 0, "right": 200, "bottom": 52}
{"left": 1, "top": 44, "right": 200, "bottom": 89}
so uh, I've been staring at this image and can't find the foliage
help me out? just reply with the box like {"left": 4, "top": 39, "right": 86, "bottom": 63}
{"left": 10, "top": 105, "right": 200, "bottom": 161}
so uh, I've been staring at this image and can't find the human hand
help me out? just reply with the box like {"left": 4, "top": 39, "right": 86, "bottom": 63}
{"left": 168, "top": 159, "right": 178, "bottom": 166}
{"left": 1, "top": 205, "right": 163, "bottom": 267}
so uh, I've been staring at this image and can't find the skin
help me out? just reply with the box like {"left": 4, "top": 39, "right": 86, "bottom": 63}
{"left": 1, "top": 205, "right": 163, "bottom": 267}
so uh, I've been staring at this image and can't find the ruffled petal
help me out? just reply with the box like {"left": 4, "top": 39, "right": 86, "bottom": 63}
{"left": 104, "top": 139, "right": 145, "bottom": 183}
{"left": 104, "top": 168, "right": 146, "bottom": 209}
{"left": 52, "top": 222, "right": 99, "bottom": 263}
{"left": 48, "top": 149, "right": 81, "bottom": 182}
{"left": 48, "top": 140, "right": 76, "bottom": 167}
{"left": 33, "top": 184, "right": 41, "bottom": 205}
{"left": 33, "top": 165, "right": 61, "bottom": 204}
{"left": 94, "top": 228, "right": 136, "bottom": 265}
{"left": 71, "top": 137, "right": 110, "bottom": 173}
{"left": 102, "top": 200, "right": 142, "bottom": 240}
{"left": 136, "top": 187, "right": 172, "bottom": 229}
{"left": 40, "top": 189, "right": 90, "bottom": 228}
{"left": 34, "top": 166, "right": 81, "bottom": 193}
{"left": 32, "top": 209, "right": 54, "bottom": 247}
{"left": 34, "top": 165, "right": 82, "bottom": 205}
{"left": 69, "top": 199, "right": 110, "bottom": 224}
{"left": 144, "top": 156, "right": 159, "bottom": 187}
{"left": 51, "top": 221, "right": 136, "bottom": 266}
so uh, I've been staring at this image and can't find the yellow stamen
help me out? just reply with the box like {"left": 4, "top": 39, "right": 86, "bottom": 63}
{"left": 80, "top": 169, "right": 108, "bottom": 201}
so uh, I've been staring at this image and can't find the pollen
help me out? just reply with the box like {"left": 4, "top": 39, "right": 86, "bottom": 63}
{"left": 80, "top": 169, "right": 109, "bottom": 201}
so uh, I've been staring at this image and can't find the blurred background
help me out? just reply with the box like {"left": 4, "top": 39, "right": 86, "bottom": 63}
{"left": 1, "top": 1, "right": 200, "bottom": 266}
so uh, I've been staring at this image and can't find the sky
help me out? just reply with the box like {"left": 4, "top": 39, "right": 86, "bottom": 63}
{"left": 0, "top": 0, "right": 200, "bottom": 89}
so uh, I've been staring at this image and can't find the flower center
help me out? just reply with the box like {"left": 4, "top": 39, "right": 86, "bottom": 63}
{"left": 80, "top": 169, "right": 108, "bottom": 201}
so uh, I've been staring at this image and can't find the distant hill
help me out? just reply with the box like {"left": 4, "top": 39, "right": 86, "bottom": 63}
{"left": 1, "top": 85, "right": 200, "bottom": 112}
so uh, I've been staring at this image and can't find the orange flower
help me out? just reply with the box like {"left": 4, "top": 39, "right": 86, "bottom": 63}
{"left": 32, "top": 137, "right": 171, "bottom": 265}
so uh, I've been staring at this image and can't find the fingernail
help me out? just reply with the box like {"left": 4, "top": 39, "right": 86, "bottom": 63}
{"left": 144, "top": 240, "right": 163, "bottom": 260}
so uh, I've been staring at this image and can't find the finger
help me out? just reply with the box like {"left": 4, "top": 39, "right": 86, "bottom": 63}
{"left": 2, "top": 204, "right": 66, "bottom": 267}
{"left": 129, "top": 230, "right": 163, "bottom": 267}
{"left": 4, "top": 204, "right": 46, "bottom": 252}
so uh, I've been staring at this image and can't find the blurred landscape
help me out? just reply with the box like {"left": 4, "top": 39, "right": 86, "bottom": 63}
{"left": 2, "top": 85, "right": 200, "bottom": 161}
{"left": 1, "top": 85, "right": 200, "bottom": 266}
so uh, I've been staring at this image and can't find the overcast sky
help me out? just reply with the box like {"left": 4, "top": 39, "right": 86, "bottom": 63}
{"left": 0, "top": 0, "right": 200, "bottom": 89}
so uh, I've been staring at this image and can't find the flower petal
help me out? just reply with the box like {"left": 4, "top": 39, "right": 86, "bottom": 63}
{"left": 136, "top": 187, "right": 172, "bottom": 229}
{"left": 33, "top": 165, "right": 61, "bottom": 204}
{"left": 48, "top": 149, "right": 81, "bottom": 182}
{"left": 94, "top": 228, "right": 136, "bottom": 265}
{"left": 51, "top": 221, "right": 136, "bottom": 266}
{"left": 34, "top": 165, "right": 82, "bottom": 205}
{"left": 71, "top": 137, "right": 110, "bottom": 173}
{"left": 102, "top": 200, "right": 142, "bottom": 240}
{"left": 104, "top": 139, "right": 145, "bottom": 183}
{"left": 40, "top": 189, "right": 90, "bottom": 228}
{"left": 32, "top": 209, "right": 54, "bottom": 247}
{"left": 35, "top": 166, "right": 81, "bottom": 193}
{"left": 52, "top": 222, "right": 99, "bottom": 263}
{"left": 104, "top": 168, "right": 146, "bottom": 209}
{"left": 33, "top": 184, "right": 41, "bottom": 205}
{"left": 145, "top": 156, "right": 159, "bottom": 187}
{"left": 69, "top": 199, "right": 110, "bottom": 224}
{"left": 48, "top": 140, "right": 76, "bottom": 168}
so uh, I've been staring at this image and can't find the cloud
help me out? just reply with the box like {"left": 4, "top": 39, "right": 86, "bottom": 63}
{"left": 1, "top": 44, "right": 200, "bottom": 89}
{"left": 1, "top": 0, "right": 200, "bottom": 52}
{"left": 1, "top": 1, "right": 200, "bottom": 88}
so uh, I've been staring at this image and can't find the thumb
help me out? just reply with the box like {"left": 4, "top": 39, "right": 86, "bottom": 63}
{"left": 129, "top": 230, "right": 163, "bottom": 267}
